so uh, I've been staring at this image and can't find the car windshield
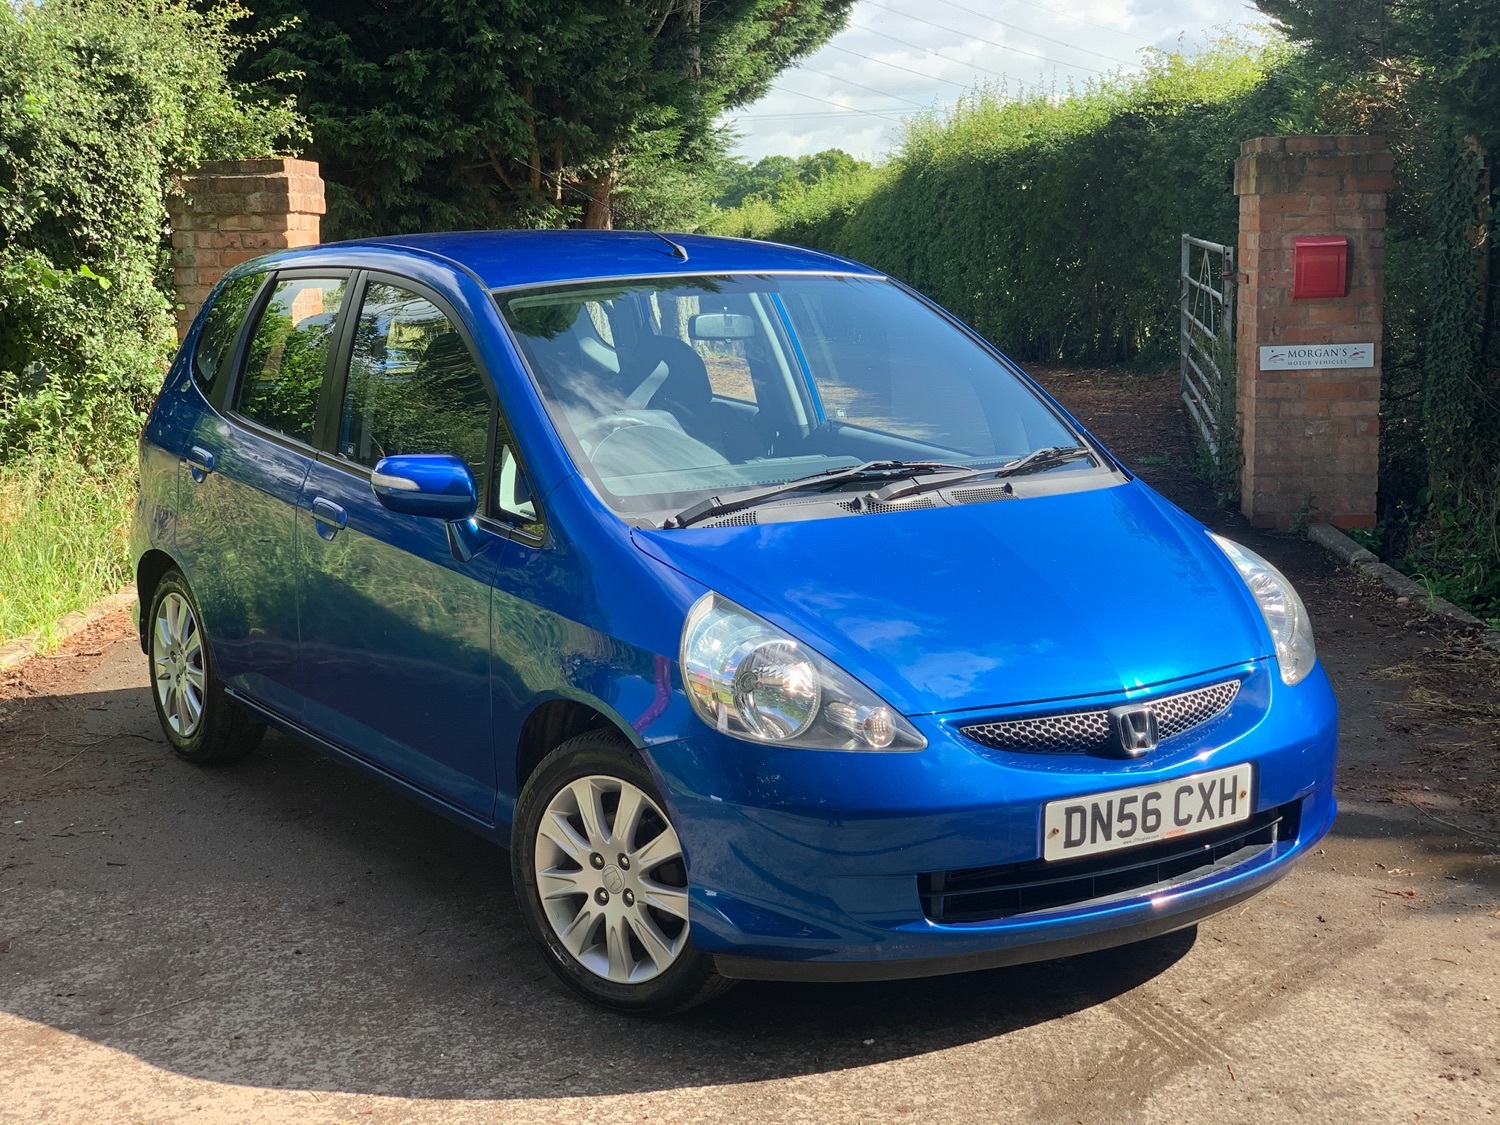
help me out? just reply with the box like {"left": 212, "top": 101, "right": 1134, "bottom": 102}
{"left": 498, "top": 274, "right": 1090, "bottom": 520}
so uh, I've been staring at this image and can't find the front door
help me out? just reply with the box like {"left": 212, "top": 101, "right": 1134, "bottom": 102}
{"left": 296, "top": 278, "right": 502, "bottom": 817}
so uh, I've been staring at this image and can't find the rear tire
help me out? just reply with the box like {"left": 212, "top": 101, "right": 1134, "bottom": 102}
{"left": 146, "top": 569, "right": 264, "bottom": 765}
{"left": 512, "top": 730, "right": 734, "bottom": 1015}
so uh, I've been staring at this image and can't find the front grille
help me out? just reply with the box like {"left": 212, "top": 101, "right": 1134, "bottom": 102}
{"left": 919, "top": 799, "right": 1299, "bottom": 924}
{"left": 960, "top": 679, "right": 1241, "bottom": 757}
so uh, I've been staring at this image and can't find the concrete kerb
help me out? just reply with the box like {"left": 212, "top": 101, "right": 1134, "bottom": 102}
{"left": 0, "top": 589, "right": 138, "bottom": 673}
{"left": 1307, "top": 522, "right": 1500, "bottom": 654}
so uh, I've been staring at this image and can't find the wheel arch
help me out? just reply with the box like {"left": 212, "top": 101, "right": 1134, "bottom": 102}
{"left": 513, "top": 696, "right": 639, "bottom": 795}
{"left": 135, "top": 549, "right": 179, "bottom": 652}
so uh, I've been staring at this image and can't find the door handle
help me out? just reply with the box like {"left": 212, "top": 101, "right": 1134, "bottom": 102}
{"left": 308, "top": 496, "right": 348, "bottom": 540}
{"left": 183, "top": 446, "right": 215, "bottom": 483}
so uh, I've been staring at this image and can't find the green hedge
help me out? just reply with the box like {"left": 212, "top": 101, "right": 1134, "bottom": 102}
{"left": 715, "top": 38, "right": 1318, "bottom": 366}
{"left": 0, "top": 0, "right": 302, "bottom": 462}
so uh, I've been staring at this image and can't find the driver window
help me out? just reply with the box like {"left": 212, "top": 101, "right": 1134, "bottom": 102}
{"left": 339, "top": 282, "right": 491, "bottom": 477}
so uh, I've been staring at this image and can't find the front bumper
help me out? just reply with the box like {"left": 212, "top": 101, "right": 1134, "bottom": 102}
{"left": 645, "top": 659, "right": 1338, "bottom": 981}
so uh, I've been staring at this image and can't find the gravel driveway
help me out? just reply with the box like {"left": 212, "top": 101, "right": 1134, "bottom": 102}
{"left": 2, "top": 368, "right": 1497, "bottom": 1123}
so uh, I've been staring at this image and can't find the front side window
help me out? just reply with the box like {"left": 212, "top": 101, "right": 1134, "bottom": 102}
{"left": 235, "top": 276, "right": 349, "bottom": 442}
{"left": 337, "top": 282, "right": 492, "bottom": 477}
{"left": 500, "top": 274, "right": 1089, "bottom": 521}
{"left": 193, "top": 273, "right": 263, "bottom": 393}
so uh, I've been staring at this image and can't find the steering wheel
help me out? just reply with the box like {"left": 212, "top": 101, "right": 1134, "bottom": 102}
{"left": 577, "top": 413, "right": 652, "bottom": 451}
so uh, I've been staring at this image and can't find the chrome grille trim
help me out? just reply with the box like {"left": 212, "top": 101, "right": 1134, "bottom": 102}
{"left": 959, "top": 678, "right": 1241, "bottom": 755}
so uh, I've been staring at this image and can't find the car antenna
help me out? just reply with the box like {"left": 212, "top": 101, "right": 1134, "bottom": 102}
{"left": 521, "top": 162, "right": 689, "bottom": 261}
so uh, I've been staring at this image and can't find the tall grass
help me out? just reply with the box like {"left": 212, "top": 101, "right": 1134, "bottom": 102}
{"left": 0, "top": 453, "right": 135, "bottom": 645}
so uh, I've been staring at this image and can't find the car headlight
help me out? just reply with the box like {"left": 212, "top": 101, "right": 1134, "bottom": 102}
{"left": 1211, "top": 534, "right": 1316, "bottom": 685}
{"left": 680, "top": 593, "right": 926, "bottom": 751}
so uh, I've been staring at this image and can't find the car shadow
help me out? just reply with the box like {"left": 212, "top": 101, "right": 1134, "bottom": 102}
{"left": 1, "top": 682, "right": 1196, "bottom": 1100}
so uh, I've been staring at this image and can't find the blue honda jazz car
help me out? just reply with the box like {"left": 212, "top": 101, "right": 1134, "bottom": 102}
{"left": 131, "top": 231, "right": 1337, "bottom": 1013}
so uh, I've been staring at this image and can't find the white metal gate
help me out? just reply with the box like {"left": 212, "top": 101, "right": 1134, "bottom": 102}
{"left": 1179, "top": 233, "right": 1235, "bottom": 455}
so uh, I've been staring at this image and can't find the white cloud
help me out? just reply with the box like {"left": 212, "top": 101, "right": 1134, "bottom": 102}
{"left": 723, "top": 0, "right": 1263, "bottom": 162}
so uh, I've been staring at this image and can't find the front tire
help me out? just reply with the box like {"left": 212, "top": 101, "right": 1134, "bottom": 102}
{"left": 512, "top": 731, "right": 733, "bottom": 1014}
{"left": 147, "top": 569, "right": 264, "bottom": 764}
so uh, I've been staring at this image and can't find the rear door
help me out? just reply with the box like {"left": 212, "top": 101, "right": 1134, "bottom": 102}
{"left": 176, "top": 271, "right": 352, "bottom": 718}
{"left": 295, "top": 274, "right": 506, "bottom": 816}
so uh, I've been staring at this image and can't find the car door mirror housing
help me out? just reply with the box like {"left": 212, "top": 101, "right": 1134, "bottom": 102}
{"left": 370, "top": 454, "right": 478, "bottom": 522}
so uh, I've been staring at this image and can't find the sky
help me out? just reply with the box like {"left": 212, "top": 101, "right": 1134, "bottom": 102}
{"left": 723, "top": 0, "right": 1264, "bottom": 162}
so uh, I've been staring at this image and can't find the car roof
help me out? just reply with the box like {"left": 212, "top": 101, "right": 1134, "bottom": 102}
{"left": 331, "top": 230, "right": 882, "bottom": 290}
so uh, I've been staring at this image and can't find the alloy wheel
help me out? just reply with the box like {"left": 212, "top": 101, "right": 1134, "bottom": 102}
{"left": 152, "top": 591, "right": 205, "bottom": 739}
{"left": 533, "top": 775, "right": 690, "bottom": 984}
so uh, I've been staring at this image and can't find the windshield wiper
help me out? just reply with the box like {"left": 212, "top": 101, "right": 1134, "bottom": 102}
{"left": 860, "top": 445, "right": 1096, "bottom": 505}
{"left": 664, "top": 460, "right": 971, "bottom": 529}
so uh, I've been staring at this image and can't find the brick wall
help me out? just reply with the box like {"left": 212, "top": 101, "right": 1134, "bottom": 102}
{"left": 166, "top": 158, "right": 325, "bottom": 340}
{"left": 1234, "top": 136, "right": 1393, "bottom": 530}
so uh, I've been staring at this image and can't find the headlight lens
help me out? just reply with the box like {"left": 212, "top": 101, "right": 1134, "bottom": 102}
{"left": 1211, "top": 534, "right": 1316, "bottom": 685}
{"left": 681, "top": 593, "right": 926, "bottom": 750}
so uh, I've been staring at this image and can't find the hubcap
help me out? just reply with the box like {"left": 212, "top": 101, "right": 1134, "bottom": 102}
{"left": 534, "top": 775, "right": 690, "bottom": 985}
{"left": 152, "top": 592, "right": 205, "bottom": 739}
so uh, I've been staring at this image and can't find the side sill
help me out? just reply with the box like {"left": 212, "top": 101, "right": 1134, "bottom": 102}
{"left": 224, "top": 687, "right": 506, "bottom": 847}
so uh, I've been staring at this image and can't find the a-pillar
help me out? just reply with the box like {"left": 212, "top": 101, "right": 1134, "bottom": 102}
{"left": 167, "top": 158, "right": 325, "bottom": 340}
{"left": 1234, "top": 135, "right": 1393, "bottom": 529}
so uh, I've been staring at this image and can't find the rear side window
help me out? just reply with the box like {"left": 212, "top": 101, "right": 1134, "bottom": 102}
{"left": 192, "top": 273, "right": 262, "bottom": 393}
{"left": 235, "top": 276, "right": 349, "bottom": 443}
{"left": 338, "top": 281, "right": 491, "bottom": 475}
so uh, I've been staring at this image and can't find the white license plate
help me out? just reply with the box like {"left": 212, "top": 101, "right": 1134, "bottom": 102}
{"left": 1042, "top": 763, "right": 1255, "bottom": 862}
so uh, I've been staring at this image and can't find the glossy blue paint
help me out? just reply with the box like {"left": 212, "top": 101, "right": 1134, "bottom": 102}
{"left": 132, "top": 230, "right": 1339, "bottom": 981}
{"left": 370, "top": 454, "right": 479, "bottom": 522}
{"left": 631, "top": 479, "right": 1271, "bottom": 716}
{"left": 296, "top": 456, "right": 501, "bottom": 817}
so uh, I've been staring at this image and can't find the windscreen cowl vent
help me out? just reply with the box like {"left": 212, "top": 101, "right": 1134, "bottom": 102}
{"left": 952, "top": 485, "right": 1016, "bottom": 505}
{"left": 839, "top": 497, "right": 938, "bottom": 515}
{"left": 701, "top": 510, "right": 759, "bottom": 528}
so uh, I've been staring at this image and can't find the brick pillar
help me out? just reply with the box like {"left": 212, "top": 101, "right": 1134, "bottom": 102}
{"left": 1234, "top": 136, "right": 1393, "bottom": 530}
{"left": 167, "top": 158, "right": 325, "bottom": 339}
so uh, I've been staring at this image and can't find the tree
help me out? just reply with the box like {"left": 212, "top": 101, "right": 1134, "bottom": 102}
{"left": 716, "top": 149, "right": 871, "bottom": 209}
{"left": 235, "top": 1, "right": 857, "bottom": 236}
{"left": 0, "top": 0, "right": 302, "bottom": 459}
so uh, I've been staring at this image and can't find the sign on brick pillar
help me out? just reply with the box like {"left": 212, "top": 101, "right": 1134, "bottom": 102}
{"left": 1233, "top": 135, "right": 1393, "bottom": 530}
{"left": 166, "top": 158, "right": 325, "bottom": 340}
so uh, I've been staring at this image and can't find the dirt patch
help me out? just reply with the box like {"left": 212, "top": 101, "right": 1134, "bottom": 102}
{"left": 1371, "top": 641, "right": 1500, "bottom": 836}
{"left": 0, "top": 611, "right": 136, "bottom": 704}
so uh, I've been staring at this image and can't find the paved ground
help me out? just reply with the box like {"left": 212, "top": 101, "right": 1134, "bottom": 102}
{"left": 2, "top": 367, "right": 1499, "bottom": 1123}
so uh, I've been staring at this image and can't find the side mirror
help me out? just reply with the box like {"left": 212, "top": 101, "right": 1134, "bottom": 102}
{"left": 370, "top": 454, "right": 478, "bottom": 522}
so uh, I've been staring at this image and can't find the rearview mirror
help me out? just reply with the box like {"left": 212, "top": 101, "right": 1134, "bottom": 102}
{"left": 370, "top": 454, "right": 478, "bottom": 522}
{"left": 689, "top": 312, "right": 754, "bottom": 340}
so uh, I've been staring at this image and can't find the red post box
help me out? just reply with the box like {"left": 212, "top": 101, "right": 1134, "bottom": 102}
{"left": 1292, "top": 235, "right": 1349, "bottom": 299}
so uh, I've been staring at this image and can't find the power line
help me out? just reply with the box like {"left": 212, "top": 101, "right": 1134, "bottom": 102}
{"left": 824, "top": 42, "right": 983, "bottom": 91}
{"left": 989, "top": 0, "right": 1157, "bottom": 45}
{"left": 862, "top": 0, "right": 1119, "bottom": 74}
{"left": 848, "top": 21, "right": 1043, "bottom": 89}
{"left": 794, "top": 65, "right": 940, "bottom": 110}
{"left": 728, "top": 109, "right": 924, "bottom": 120}
{"left": 765, "top": 84, "right": 926, "bottom": 124}
{"left": 930, "top": 0, "right": 1149, "bottom": 60}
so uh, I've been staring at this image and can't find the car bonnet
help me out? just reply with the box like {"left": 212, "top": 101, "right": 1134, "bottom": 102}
{"left": 631, "top": 480, "right": 1272, "bottom": 717}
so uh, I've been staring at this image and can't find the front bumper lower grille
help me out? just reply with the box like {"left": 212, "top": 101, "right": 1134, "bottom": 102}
{"left": 919, "top": 799, "right": 1299, "bottom": 924}
{"left": 959, "top": 678, "right": 1241, "bottom": 756}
